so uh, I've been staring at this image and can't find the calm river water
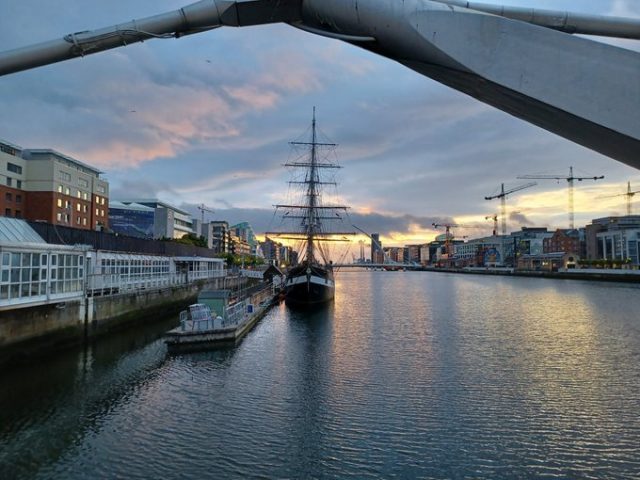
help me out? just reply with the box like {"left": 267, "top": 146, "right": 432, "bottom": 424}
{"left": 2, "top": 271, "right": 640, "bottom": 479}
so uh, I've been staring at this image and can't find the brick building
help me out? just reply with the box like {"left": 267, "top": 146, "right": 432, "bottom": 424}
{"left": 0, "top": 140, "right": 109, "bottom": 230}
{"left": 543, "top": 229, "right": 584, "bottom": 256}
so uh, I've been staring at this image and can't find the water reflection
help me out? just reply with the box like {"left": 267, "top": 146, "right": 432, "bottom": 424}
{"left": 2, "top": 272, "right": 640, "bottom": 479}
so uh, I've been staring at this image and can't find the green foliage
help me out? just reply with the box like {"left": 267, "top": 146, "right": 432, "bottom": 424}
{"left": 175, "top": 234, "right": 208, "bottom": 248}
{"left": 215, "top": 253, "right": 265, "bottom": 267}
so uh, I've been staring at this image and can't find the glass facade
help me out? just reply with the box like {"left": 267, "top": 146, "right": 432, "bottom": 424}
{"left": 0, "top": 248, "right": 85, "bottom": 306}
{"left": 109, "top": 208, "right": 155, "bottom": 239}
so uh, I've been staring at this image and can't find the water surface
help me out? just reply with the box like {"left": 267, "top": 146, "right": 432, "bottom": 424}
{"left": 2, "top": 272, "right": 640, "bottom": 478}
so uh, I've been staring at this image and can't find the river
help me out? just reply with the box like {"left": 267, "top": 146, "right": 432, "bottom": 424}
{"left": 2, "top": 271, "right": 640, "bottom": 479}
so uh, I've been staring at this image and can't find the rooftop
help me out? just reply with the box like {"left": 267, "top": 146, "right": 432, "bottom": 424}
{"left": 117, "top": 199, "right": 190, "bottom": 216}
{"left": 22, "top": 148, "right": 104, "bottom": 175}
{"left": 0, "top": 218, "right": 46, "bottom": 244}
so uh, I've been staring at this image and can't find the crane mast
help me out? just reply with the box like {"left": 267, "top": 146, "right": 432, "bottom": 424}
{"left": 517, "top": 166, "right": 604, "bottom": 229}
{"left": 485, "top": 214, "right": 498, "bottom": 237}
{"left": 432, "top": 222, "right": 467, "bottom": 259}
{"left": 197, "top": 204, "right": 214, "bottom": 226}
{"left": 484, "top": 183, "right": 536, "bottom": 235}
{"left": 598, "top": 182, "right": 640, "bottom": 216}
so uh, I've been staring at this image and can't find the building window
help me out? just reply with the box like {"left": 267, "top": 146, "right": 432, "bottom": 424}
{"left": 5, "top": 192, "right": 12, "bottom": 202}
{"left": 78, "top": 178, "right": 89, "bottom": 188}
{"left": 15, "top": 194, "right": 21, "bottom": 204}
{"left": 58, "top": 185, "right": 63, "bottom": 193}
{"left": 57, "top": 198, "right": 63, "bottom": 208}
{"left": 76, "top": 203, "right": 81, "bottom": 212}
{"left": 83, "top": 192, "right": 88, "bottom": 201}
{"left": 95, "top": 208, "right": 99, "bottom": 216}
{"left": 16, "top": 180, "right": 22, "bottom": 189}
{"left": 100, "top": 209, "right": 105, "bottom": 217}
{"left": 101, "top": 197, "right": 105, "bottom": 205}
{"left": 83, "top": 205, "right": 88, "bottom": 213}
{"left": 7, "top": 163, "right": 22, "bottom": 174}
{"left": 5, "top": 208, "right": 11, "bottom": 216}
{"left": 76, "top": 217, "right": 81, "bottom": 225}
{"left": 65, "top": 187, "right": 70, "bottom": 196}
{"left": 65, "top": 200, "right": 71, "bottom": 209}
{"left": 77, "top": 190, "right": 81, "bottom": 198}
{"left": 95, "top": 195, "right": 100, "bottom": 203}
{"left": 97, "top": 185, "right": 106, "bottom": 193}
{"left": 82, "top": 218, "right": 87, "bottom": 226}
{"left": 6, "top": 177, "right": 12, "bottom": 187}
{"left": 15, "top": 210, "right": 21, "bottom": 219}
{"left": 0, "top": 144, "right": 17, "bottom": 156}
{"left": 58, "top": 171, "right": 71, "bottom": 182}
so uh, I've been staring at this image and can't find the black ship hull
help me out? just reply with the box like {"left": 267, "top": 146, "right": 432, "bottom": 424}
{"left": 284, "top": 264, "right": 335, "bottom": 306}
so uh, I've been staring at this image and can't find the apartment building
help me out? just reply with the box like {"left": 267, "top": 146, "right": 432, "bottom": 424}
{"left": 0, "top": 140, "right": 109, "bottom": 230}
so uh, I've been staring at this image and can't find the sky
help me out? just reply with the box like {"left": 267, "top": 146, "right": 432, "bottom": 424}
{"left": 1, "top": 0, "right": 640, "bottom": 252}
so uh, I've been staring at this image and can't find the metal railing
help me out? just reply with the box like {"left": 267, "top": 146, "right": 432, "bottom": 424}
{"left": 87, "top": 269, "right": 226, "bottom": 297}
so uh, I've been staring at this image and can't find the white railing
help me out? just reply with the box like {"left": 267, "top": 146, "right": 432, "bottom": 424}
{"left": 87, "top": 269, "right": 226, "bottom": 296}
{"left": 239, "top": 269, "right": 264, "bottom": 279}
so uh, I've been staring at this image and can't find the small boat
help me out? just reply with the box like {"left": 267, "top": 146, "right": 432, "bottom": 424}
{"left": 164, "top": 288, "right": 273, "bottom": 349}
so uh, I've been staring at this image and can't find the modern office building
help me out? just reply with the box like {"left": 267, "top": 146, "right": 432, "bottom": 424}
{"left": 371, "top": 233, "right": 383, "bottom": 263}
{"left": 587, "top": 216, "right": 640, "bottom": 265}
{"left": 109, "top": 199, "right": 194, "bottom": 239}
{"left": 510, "top": 227, "right": 553, "bottom": 257}
{"left": 0, "top": 140, "right": 109, "bottom": 230}
{"left": 261, "top": 237, "right": 282, "bottom": 265}
{"left": 231, "top": 222, "right": 258, "bottom": 255}
{"left": 108, "top": 201, "right": 155, "bottom": 238}
{"left": 206, "top": 221, "right": 231, "bottom": 254}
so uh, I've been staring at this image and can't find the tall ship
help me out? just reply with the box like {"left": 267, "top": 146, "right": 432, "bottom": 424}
{"left": 268, "top": 108, "right": 353, "bottom": 306}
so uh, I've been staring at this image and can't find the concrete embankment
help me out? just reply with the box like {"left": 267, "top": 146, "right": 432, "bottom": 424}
{"left": 0, "top": 276, "right": 246, "bottom": 368}
{"left": 422, "top": 267, "right": 640, "bottom": 283}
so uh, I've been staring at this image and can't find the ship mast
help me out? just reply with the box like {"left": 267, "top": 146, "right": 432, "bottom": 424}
{"left": 306, "top": 107, "right": 319, "bottom": 263}
{"left": 269, "top": 108, "right": 354, "bottom": 264}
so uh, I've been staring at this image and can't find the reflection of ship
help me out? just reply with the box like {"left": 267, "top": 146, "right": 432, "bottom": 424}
{"left": 268, "top": 108, "right": 353, "bottom": 307}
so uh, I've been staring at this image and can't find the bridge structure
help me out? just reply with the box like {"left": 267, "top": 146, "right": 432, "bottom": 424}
{"left": 0, "top": 0, "right": 639, "bottom": 169}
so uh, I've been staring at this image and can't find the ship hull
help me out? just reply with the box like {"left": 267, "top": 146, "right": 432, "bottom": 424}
{"left": 284, "top": 264, "right": 335, "bottom": 306}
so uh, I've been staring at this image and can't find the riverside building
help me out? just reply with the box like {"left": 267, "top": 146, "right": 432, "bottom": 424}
{"left": 0, "top": 139, "right": 109, "bottom": 230}
{"left": 109, "top": 199, "right": 194, "bottom": 240}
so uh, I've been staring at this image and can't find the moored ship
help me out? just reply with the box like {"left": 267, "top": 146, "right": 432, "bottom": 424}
{"left": 268, "top": 108, "right": 353, "bottom": 306}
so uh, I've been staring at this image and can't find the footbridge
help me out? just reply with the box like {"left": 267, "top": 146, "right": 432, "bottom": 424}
{"left": 1, "top": 0, "right": 639, "bottom": 168}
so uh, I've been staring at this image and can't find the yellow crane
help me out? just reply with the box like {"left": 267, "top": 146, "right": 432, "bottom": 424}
{"left": 485, "top": 214, "right": 498, "bottom": 236}
{"left": 484, "top": 183, "right": 537, "bottom": 235}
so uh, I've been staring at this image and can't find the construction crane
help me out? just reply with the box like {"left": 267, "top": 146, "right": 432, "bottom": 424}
{"left": 484, "top": 183, "right": 537, "bottom": 235}
{"left": 517, "top": 166, "right": 604, "bottom": 229}
{"left": 432, "top": 223, "right": 467, "bottom": 258}
{"left": 597, "top": 182, "right": 640, "bottom": 216}
{"left": 197, "top": 203, "right": 214, "bottom": 226}
{"left": 485, "top": 214, "right": 498, "bottom": 236}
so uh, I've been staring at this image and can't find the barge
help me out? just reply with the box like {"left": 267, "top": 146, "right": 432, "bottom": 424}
{"left": 165, "top": 286, "right": 275, "bottom": 350}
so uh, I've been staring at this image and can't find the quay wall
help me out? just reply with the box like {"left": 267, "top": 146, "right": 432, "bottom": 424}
{"left": 423, "top": 267, "right": 640, "bottom": 283}
{"left": 0, "top": 275, "right": 246, "bottom": 367}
